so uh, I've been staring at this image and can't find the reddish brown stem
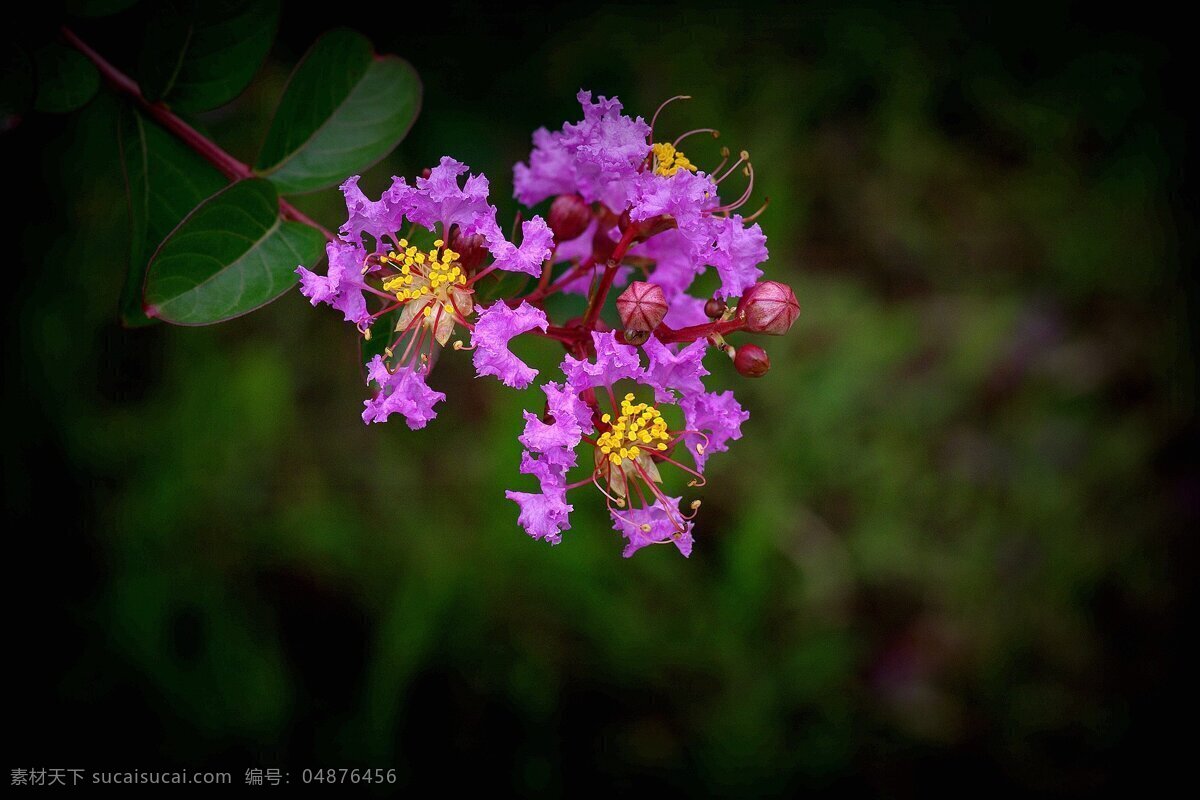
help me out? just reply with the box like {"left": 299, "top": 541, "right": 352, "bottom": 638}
{"left": 651, "top": 317, "right": 745, "bottom": 344}
{"left": 581, "top": 225, "right": 641, "bottom": 329}
{"left": 60, "top": 26, "right": 335, "bottom": 242}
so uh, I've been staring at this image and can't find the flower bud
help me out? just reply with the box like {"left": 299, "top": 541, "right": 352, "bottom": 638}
{"left": 448, "top": 230, "right": 488, "bottom": 271}
{"left": 548, "top": 194, "right": 592, "bottom": 242}
{"left": 704, "top": 297, "right": 726, "bottom": 319}
{"left": 733, "top": 344, "right": 770, "bottom": 377}
{"left": 741, "top": 281, "right": 799, "bottom": 335}
{"left": 592, "top": 223, "right": 617, "bottom": 262}
{"left": 616, "top": 281, "right": 668, "bottom": 332}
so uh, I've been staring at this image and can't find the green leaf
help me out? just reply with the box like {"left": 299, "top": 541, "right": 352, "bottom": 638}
{"left": 255, "top": 28, "right": 421, "bottom": 194}
{"left": 118, "top": 107, "right": 229, "bottom": 326}
{"left": 138, "top": 0, "right": 278, "bottom": 113}
{"left": 33, "top": 42, "right": 100, "bottom": 113}
{"left": 144, "top": 179, "right": 326, "bottom": 325}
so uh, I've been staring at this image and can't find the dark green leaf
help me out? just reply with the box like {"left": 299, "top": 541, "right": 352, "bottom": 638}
{"left": 33, "top": 42, "right": 100, "bottom": 113}
{"left": 118, "top": 107, "right": 228, "bottom": 326}
{"left": 255, "top": 28, "right": 421, "bottom": 194}
{"left": 144, "top": 179, "right": 325, "bottom": 325}
{"left": 138, "top": 0, "right": 278, "bottom": 113}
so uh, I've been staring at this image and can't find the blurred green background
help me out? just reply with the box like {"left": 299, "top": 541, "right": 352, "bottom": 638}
{"left": 5, "top": 2, "right": 1193, "bottom": 793}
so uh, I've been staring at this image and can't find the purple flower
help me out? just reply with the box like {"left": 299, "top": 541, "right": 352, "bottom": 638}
{"left": 518, "top": 381, "right": 593, "bottom": 458}
{"left": 709, "top": 215, "right": 767, "bottom": 299}
{"left": 612, "top": 495, "right": 694, "bottom": 558}
{"left": 339, "top": 175, "right": 413, "bottom": 245}
{"left": 296, "top": 239, "right": 372, "bottom": 326}
{"left": 471, "top": 301, "right": 548, "bottom": 388}
{"left": 560, "top": 331, "right": 643, "bottom": 391}
{"left": 663, "top": 294, "right": 710, "bottom": 330}
{"left": 483, "top": 216, "right": 554, "bottom": 277}
{"left": 513, "top": 90, "right": 650, "bottom": 212}
{"left": 680, "top": 390, "right": 749, "bottom": 471}
{"left": 642, "top": 336, "right": 709, "bottom": 402}
{"left": 513, "top": 127, "right": 577, "bottom": 206}
{"left": 407, "top": 156, "right": 496, "bottom": 236}
{"left": 361, "top": 356, "right": 446, "bottom": 429}
{"left": 634, "top": 229, "right": 706, "bottom": 300}
{"left": 629, "top": 169, "right": 719, "bottom": 236}
{"left": 507, "top": 484, "right": 573, "bottom": 544}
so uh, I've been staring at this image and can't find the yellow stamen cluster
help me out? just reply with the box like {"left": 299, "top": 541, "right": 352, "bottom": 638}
{"left": 381, "top": 238, "right": 466, "bottom": 302}
{"left": 652, "top": 142, "right": 697, "bottom": 177}
{"left": 596, "top": 394, "right": 670, "bottom": 466}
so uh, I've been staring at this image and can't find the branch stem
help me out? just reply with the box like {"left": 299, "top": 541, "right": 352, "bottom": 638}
{"left": 61, "top": 26, "right": 335, "bottom": 242}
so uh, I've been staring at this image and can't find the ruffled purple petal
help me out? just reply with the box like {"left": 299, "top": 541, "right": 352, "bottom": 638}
{"left": 296, "top": 239, "right": 372, "bottom": 326}
{"left": 514, "top": 90, "right": 650, "bottom": 213}
{"left": 634, "top": 228, "right": 706, "bottom": 300}
{"left": 642, "top": 336, "right": 710, "bottom": 402}
{"left": 709, "top": 215, "right": 767, "bottom": 299}
{"left": 484, "top": 216, "right": 554, "bottom": 277}
{"left": 361, "top": 357, "right": 446, "bottom": 430}
{"left": 630, "top": 169, "right": 719, "bottom": 232}
{"left": 611, "top": 496, "right": 694, "bottom": 558}
{"left": 517, "top": 381, "right": 592, "bottom": 462}
{"left": 663, "top": 294, "right": 710, "bottom": 330}
{"left": 471, "top": 301, "right": 548, "bottom": 388}
{"left": 680, "top": 390, "right": 749, "bottom": 471}
{"left": 560, "top": 331, "right": 643, "bottom": 392}
{"left": 339, "top": 175, "right": 414, "bottom": 245}
{"left": 407, "top": 156, "right": 497, "bottom": 236}
{"left": 507, "top": 483, "right": 573, "bottom": 545}
{"left": 513, "top": 127, "right": 576, "bottom": 206}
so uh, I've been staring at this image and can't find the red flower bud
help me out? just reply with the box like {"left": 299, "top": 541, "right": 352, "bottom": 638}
{"left": 704, "top": 297, "right": 726, "bottom": 319}
{"left": 616, "top": 281, "right": 668, "bottom": 332}
{"left": 741, "top": 281, "right": 799, "bottom": 335}
{"left": 449, "top": 230, "right": 487, "bottom": 271}
{"left": 733, "top": 344, "right": 770, "bottom": 377}
{"left": 592, "top": 222, "right": 617, "bottom": 262}
{"left": 548, "top": 194, "right": 592, "bottom": 242}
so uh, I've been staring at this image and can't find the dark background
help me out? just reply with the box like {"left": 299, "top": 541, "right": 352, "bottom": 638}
{"left": 4, "top": 1, "right": 1194, "bottom": 794}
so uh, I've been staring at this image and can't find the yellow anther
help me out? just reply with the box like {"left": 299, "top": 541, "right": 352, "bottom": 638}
{"left": 652, "top": 141, "right": 698, "bottom": 177}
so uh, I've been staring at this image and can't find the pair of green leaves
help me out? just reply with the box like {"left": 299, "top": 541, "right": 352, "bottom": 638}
{"left": 115, "top": 16, "right": 420, "bottom": 324}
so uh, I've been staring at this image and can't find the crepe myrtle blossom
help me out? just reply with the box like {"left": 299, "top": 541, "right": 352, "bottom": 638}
{"left": 507, "top": 332, "right": 748, "bottom": 557}
{"left": 297, "top": 90, "right": 801, "bottom": 559}
{"left": 296, "top": 156, "right": 553, "bottom": 428}
{"left": 513, "top": 90, "right": 770, "bottom": 310}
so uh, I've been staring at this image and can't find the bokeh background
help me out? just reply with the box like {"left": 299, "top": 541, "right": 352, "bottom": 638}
{"left": 6, "top": 2, "right": 1194, "bottom": 794}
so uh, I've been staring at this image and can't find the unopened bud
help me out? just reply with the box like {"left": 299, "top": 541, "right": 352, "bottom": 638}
{"left": 623, "top": 329, "right": 650, "bottom": 346}
{"left": 616, "top": 281, "right": 668, "bottom": 332}
{"left": 741, "top": 280, "right": 799, "bottom": 335}
{"left": 704, "top": 297, "right": 726, "bottom": 319}
{"left": 592, "top": 223, "right": 617, "bottom": 262}
{"left": 449, "top": 230, "right": 487, "bottom": 271}
{"left": 733, "top": 343, "right": 770, "bottom": 377}
{"left": 548, "top": 194, "right": 591, "bottom": 241}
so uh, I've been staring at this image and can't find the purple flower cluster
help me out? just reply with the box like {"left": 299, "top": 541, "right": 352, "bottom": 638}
{"left": 297, "top": 90, "right": 799, "bottom": 559}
